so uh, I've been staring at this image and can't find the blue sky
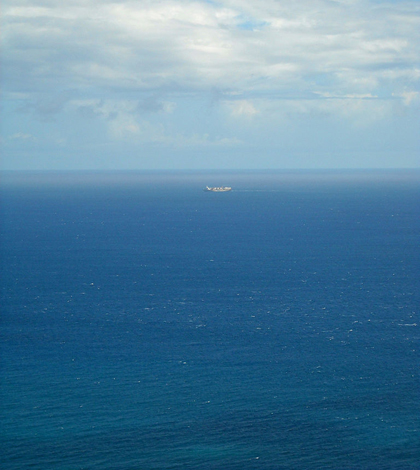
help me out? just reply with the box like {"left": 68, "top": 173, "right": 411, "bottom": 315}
{"left": 2, "top": 0, "right": 419, "bottom": 170}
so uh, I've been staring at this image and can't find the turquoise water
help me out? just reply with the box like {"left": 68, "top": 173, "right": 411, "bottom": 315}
{"left": 1, "top": 171, "right": 419, "bottom": 469}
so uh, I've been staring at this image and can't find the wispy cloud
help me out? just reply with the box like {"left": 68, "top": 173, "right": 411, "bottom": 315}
{"left": 313, "top": 92, "right": 378, "bottom": 100}
{"left": 8, "top": 132, "right": 36, "bottom": 141}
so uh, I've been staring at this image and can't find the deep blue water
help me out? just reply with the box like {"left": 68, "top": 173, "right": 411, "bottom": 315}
{"left": 1, "top": 170, "right": 419, "bottom": 469}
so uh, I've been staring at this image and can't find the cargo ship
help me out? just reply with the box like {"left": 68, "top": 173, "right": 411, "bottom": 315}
{"left": 204, "top": 186, "right": 232, "bottom": 192}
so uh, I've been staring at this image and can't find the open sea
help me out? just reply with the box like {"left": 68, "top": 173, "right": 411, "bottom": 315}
{"left": 1, "top": 170, "right": 419, "bottom": 469}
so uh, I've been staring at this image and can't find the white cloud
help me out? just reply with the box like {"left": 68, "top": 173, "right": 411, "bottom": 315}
{"left": 3, "top": 0, "right": 420, "bottom": 100}
{"left": 2, "top": 0, "right": 420, "bottom": 165}
{"left": 9, "top": 132, "right": 35, "bottom": 140}
{"left": 227, "top": 100, "right": 259, "bottom": 117}
{"left": 397, "top": 91, "right": 420, "bottom": 106}
{"left": 314, "top": 92, "right": 377, "bottom": 99}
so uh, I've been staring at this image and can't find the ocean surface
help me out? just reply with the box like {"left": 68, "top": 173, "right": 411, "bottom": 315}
{"left": 1, "top": 170, "right": 419, "bottom": 469}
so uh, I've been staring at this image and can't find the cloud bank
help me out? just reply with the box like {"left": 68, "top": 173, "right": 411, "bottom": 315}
{"left": 4, "top": 0, "right": 420, "bottom": 96}
{"left": 2, "top": 0, "right": 420, "bottom": 169}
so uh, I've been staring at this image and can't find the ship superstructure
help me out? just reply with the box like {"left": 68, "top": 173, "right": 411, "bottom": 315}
{"left": 204, "top": 186, "right": 232, "bottom": 192}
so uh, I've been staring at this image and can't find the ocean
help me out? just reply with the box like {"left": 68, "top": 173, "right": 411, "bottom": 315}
{"left": 1, "top": 170, "right": 419, "bottom": 469}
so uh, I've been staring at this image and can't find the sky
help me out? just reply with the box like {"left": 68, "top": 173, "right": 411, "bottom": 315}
{"left": 1, "top": 0, "right": 419, "bottom": 170}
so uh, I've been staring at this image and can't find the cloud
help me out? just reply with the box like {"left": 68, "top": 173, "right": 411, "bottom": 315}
{"left": 398, "top": 91, "right": 420, "bottom": 106}
{"left": 18, "top": 91, "right": 74, "bottom": 119}
{"left": 136, "top": 96, "right": 176, "bottom": 114}
{"left": 3, "top": 0, "right": 420, "bottom": 101}
{"left": 75, "top": 99, "right": 110, "bottom": 119}
{"left": 108, "top": 113, "right": 241, "bottom": 147}
{"left": 108, "top": 115, "right": 142, "bottom": 140}
{"left": 92, "top": 99, "right": 241, "bottom": 146}
{"left": 163, "top": 133, "right": 242, "bottom": 148}
{"left": 2, "top": 0, "right": 420, "bottom": 170}
{"left": 313, "top": 92, "right": 377, "bottom": 100}
{"left": 226, "top": 99, "right": 259, "bottom": 117}
{"left": 9, "top": 132, "right": 35, "bottom": 141}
